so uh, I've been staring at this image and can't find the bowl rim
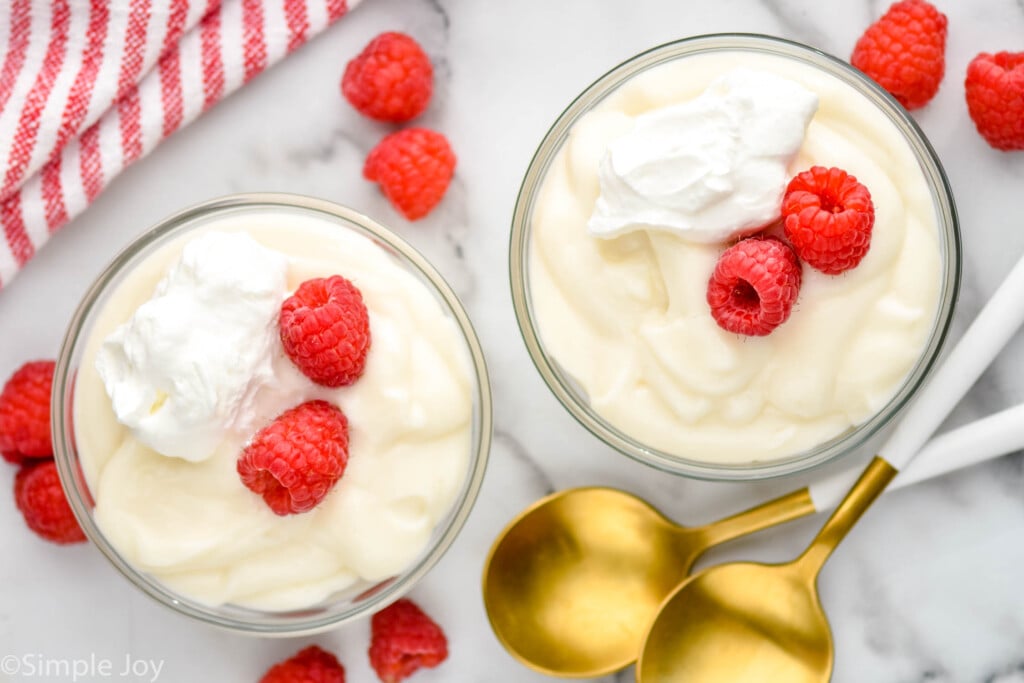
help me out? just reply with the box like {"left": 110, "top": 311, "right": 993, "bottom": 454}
{"left": 509, "top": 33, "right": 962, "bottom": 481}
{"left": 52, "top": 192, "right": 493, "bottom": 635}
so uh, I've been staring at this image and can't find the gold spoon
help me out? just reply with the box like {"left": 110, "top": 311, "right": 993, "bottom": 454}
{"left": 481, "top": 399, "right": 1024, "bottom": 679}
{"left": 636, "top": 255, "right": 1024, "bottom": 683}
{"left": 482, "top": 485, "right": 815, "bottom": 678}
{"left": 636, "top": 457, "right": 892, "bottom": 682}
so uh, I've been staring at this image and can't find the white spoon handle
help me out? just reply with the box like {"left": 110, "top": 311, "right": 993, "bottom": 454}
{"left": 883, "top": 256, "right": 1024, "bottom": 470}
{"left": 894, "top": 403, "right": 1024, "bottom": 490}
{"left": 810, "top": 401, "right": 1024, "bottom": 511}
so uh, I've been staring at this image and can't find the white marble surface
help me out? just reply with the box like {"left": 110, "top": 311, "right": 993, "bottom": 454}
{"left": 2, "top": 0, "right": 1024, "bottom": 681}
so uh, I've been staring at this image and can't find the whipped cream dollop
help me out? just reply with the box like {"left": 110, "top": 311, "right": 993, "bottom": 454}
{"left": 587, "top": 67, "right": 818, "bottom": 242}
{"left": 95, "top": 231, "right": 287, "bottom": 462}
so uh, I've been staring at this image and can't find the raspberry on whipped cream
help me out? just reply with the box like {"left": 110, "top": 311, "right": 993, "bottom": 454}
{"left": 587, "top": 68, "right": 818, "bottom": 242}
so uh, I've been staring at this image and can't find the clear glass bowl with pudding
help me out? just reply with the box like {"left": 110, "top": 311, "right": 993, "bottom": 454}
{"left": 510, "top": 34, "right": 960, "bottom": 480}
{"left": 53, "top": 193, "right": 492, "bottom": 634}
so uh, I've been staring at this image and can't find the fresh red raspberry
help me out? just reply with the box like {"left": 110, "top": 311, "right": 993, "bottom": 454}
{"left": 0, "top": 360, "right": 55, "bottom": 462}
{"left": 260, "top": 645, "right": 346, "bottom": 683}
{"left": 3, "top": 450, "right": 28, "bottom": 465}
{"left": 965, "top": 51, "right": 1024, "bottom": 151}
{"left": 364, "top": 128, "right": 456, "bottom": 221}
{"left": 237, "top": 401, "right": 349, "bottom": 516}
{"left": 280, "top": 276, "right": 371, "bottom": 388}
{"left": 369, "top": 599, "right": 448, "bottom": 683}
{"left": 850, "top": 0, "right": 948, "bottom": 110}
{"left": 14, "top": 461, "right": 86, "bottom": 545}
{"left": 342, "top": 32, "right": 433, "bottom": 123}
{"left": 782, "top": 166, "right": 875, "bottom": 275}
{"left": 706, "top": 238, "right": 802, "bottom": 337}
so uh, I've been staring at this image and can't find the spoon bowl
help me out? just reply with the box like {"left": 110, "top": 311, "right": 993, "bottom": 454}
{"left": 483, "top": 488, "right": 694, "bottom": 677}
{"left": 639, "top": 562, "right": 831, "bottom": 683}
{"left": 482, "top": 486, "right": 815, "bottom": 677}
{"left": 637, "top": 456, "right": 897, "bottom": 683}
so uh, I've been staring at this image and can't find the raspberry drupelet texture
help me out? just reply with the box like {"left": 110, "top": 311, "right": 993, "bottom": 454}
{"left": 851, "top": 0, "right": 948, "bottom": 110}
{"left": 782, "top": 166, "right": 875, "bottom": 275}
{"left": 14, "top": 461, "right": 86, "bottom": 544}
{"left": 260, "top": 645, "right": 346, "bottom": 683}
{"left": 280, "top": 275, "right": 371, "bottom": 388}
{"left": 706, "top": 237, "right": 803, "bottom": 337}
{"left": 0, "top": 360, "right": 56, "bottom": 463}
{"left": 369, "top": 599, "right": 449, "bottom": 683}
{"left": 342, "top": 32, "right": 433, "bottom": 123}
{"left": 237, "top": 401, "right": 350, "bottom": 516}
{"left": 965, "top": 51, "right": 1024, "bottom": 151}
{"left": 364, "top": 128, "right": 456, "bottom": 221}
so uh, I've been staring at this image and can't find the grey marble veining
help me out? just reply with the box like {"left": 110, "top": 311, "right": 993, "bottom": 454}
{"left": 1, "top": 0, "right": 1023, "bottom": 681}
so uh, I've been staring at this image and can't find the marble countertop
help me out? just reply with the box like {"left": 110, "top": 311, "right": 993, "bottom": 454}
{"left": 2, "top": 0, "right": 1024, "bottom": 681}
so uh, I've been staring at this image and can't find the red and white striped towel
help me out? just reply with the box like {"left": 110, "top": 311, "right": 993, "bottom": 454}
{"left": 0, "top": 0, "right": 364, "bottom": 290}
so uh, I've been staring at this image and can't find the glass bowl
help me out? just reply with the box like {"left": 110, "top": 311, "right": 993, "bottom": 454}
{"left": 53, "top": 193, "right": 492, "bottom": 635}
{"left": 510, "top": 34, "right": 960, "bottom": 481}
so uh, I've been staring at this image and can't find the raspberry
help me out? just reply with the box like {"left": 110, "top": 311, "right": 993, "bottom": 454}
{"left": 0, "top": 360, "right": 55, "bottom": 462}
{"left": 706, "top": 237, "right": 802, "bottom": 337}
{"left": 237, "top": 401, "right": 349, "bottom": 516}
{"left": 782, "top": 166, "right": 875, "bottom": 275}
{"left": 364, "top": 128, "right": 456, "bottom": 221}
{"left": 850, "top": 0, "right": 948, "bottom": 110}
{"left": 342, "top": 32, "right": 433, "bottom": 122}
{"left": 3, "top": 450, "right": 28, "bottom": 465}
{"left": 965, "top": 51, "right": 1024, "bottom": 151}
{"left": 14, "top": 461, "right": 86, "bottom": 545}
{"left": 280, "top": 276, "right": 371, "bottom": 388}
{"left": 260, "top": 645, "right": 346, "bottom": 683}
{"left": 369, "top": 599, "right": 448, "bottom": 683}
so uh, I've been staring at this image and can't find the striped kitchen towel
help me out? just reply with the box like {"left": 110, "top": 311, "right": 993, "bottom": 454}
{"left": 0, "top": 0, "right": 364, "bottom": 290}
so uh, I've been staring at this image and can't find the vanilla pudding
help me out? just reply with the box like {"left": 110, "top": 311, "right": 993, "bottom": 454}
{"left": 523, "top": 42, "right": 956, "bottom": 469}
{"left": 72, "top": 208, "right": 475, "bottom": 611}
